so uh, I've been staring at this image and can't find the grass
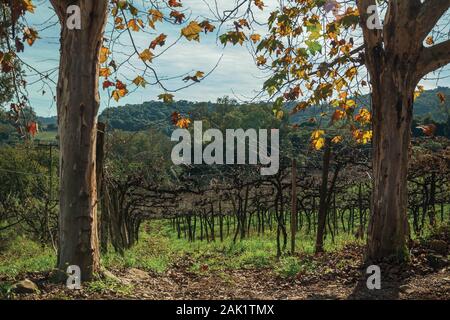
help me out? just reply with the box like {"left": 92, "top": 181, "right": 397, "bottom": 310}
{"left": 0, "top": 236, "right": 56, "bottom": 279}
{"left": 1, "top": 213, "right": 448, "bottom": 282}
{"left": 86, "top": 277, "right": 134, "bottom": 296}
{"left": 34, "top": 130, "right": 57, "bottom": 142}
{"left": 102, "top": 219, "right": 364, "bottom": 276}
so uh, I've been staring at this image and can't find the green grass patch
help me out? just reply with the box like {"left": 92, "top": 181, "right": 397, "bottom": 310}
{"left": 0, "top": 236, "right": 56, "bottom": 279}
{"left": 87, "top": 277, "right": 134, "bottom": 296}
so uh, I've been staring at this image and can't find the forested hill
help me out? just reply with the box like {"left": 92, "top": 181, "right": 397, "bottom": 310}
{"left": 96, "top": 87, "right": 450, "bottom": 133}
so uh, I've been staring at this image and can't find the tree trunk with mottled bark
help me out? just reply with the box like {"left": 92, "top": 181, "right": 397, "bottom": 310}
{"left": 50, "top": 0, "right": 108, "bottom": 281}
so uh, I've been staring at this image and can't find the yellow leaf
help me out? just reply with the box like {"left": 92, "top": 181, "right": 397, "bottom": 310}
{"left": 158, "top": 93, "right": 174, "bottom": 103}
{"left": 354, "top": 108, "right": 371, "bottom": 124}
{"left": 99, "top": 67, "right": 111, "bottom": 77}
{"left": 99, "top": 47, "right": 110, "bottom": 64}
{"left": 345, "top": 66, "right": 357, "bottom": 80}
{"left": 132, "top": 76, "right": 146, "bottom": 87}
{"left": 23, "top": 0, "right": 35, "bottom": 13}
{"left": 332, "top": 109, "right": 345, "bottom": 122}
{"left": 256, "top": 56, "right": 267, "bottom": 66}
{"left": 312, "top": 137, "right": 325, "bottom": 150}
{"left": 311, "top": 130, "right": 324, "bottom": 139}
{"left": 414, "top": 85, "right": 424, "bottom": 100}
{"left": 176, "top": 118, "right": 191, "bottom": 129}
{"left": 331, "top": 136, "right": 343, "bottom": 144}
{"left": 112, "top": 88, "right": 128, "bottom": 101}
{"left": 139, "top": 49, "right": 154, "bottom": 62}
{"left": 195, "top": 71, "right": 205, "bottom": 79}
{"left": 127, "top": 19, "right": 141, "bottom": 32}
{"left": 275, "top": 110, "right": 284, "bottom": 120}
{"left": 181, "top": 21, "right": 202, "bottom": 41}
{"left": 250, "top": 34, "right": 261, "bottom": 44}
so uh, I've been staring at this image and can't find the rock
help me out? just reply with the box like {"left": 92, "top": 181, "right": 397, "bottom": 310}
{"left": 426, "top": 254, "right": 448, "bottom": 270}
{"left": 11, "top": 279, "right": 39, "bottom": 294}
{"left": 127, "top": 268, "right": 149, "bottom": 280}
{"left": 102, "top": 269, "right": 120, "bottom": 281}
{"left": 429, "top": 240, "right": 447, "bottom": 255}
{"left": 399, "top": 284, "right": 413, "bottom": 294}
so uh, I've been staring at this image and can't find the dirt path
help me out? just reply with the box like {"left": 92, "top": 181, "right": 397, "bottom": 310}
{"left": 5, "top": 231, "right": 450, "bottom": 300}
{"left": 10, "top": 263, "right": 449, "bottom": 300}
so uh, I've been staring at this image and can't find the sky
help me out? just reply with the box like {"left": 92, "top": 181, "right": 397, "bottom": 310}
{"left": 19, "top": 0, "right": 450, "bottom": 117}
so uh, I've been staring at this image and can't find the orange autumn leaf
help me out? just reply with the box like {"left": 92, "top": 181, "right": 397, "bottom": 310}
{"left": 416, "top": 124, "right": 436, "bottom": 137}
{"left": 168, "top": 0, "right": 182, "bottom": 7}
{"left": 170, "top": 10, "right": 185, "bottom": 24}
{"left": 139, "top": 48, "right": 154, "bottom": 62}
{"left": 99, "top": 47, "right": 110, "bottom": 64}
{"left": 176, "top": 117, "right": 191, "bottom": 129}
{"left": 332, "top": 109, "right": 345, "bottom": 122}
{"left": 250, "top": 34, "right": 261, "bottom": 44}
{"left": 26, "top": 121, "right": 38, "bottom": 137}
{"left": 23, "top": 27, "right": 39, "bottom": 46}
{"left": 99, "top": 67, "right": 111, "bottom": 77}
{"left": 181, "top": 21, "right": 202, "bottom": 41}
{"left": 150, "top": 34, "right": 167, "bottom": 50}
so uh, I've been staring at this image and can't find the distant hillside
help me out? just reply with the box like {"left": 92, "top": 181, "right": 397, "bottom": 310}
{"left": 25, "top": 87, "right": 450, "bottom": 133}
{"left": 95, "top": 88, "right": 450, "bottom": 132}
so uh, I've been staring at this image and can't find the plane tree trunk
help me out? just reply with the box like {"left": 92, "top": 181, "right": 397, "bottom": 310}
{"left": 50, "top": 0, "right": 109, "bottom": 281}
{"left": 357, "top": 0, "right": 450, "bottom": 262}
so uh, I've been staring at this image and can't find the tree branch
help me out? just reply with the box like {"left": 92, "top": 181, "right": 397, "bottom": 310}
{"left": 415, "top": 0, "right": 450, "bottom": 43}
{"left": 416, "top": 39, "right": 450, "bottom": 81}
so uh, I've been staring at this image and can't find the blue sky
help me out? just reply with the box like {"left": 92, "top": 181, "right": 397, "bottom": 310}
{"left": 20, "top": 1, "right": 450, "bottom": 117}
{"left": 22, "top": 0, "right": 279, "bottom": 117}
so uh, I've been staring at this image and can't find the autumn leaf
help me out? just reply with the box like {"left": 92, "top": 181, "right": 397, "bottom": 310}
{"left": 353, "top": 129, "right": 372, "bottom": 144}
{"left": 256, "top": 56, "right": 267, "bottom": 66}
{"left": 168, "top": 0, "right": 182, "bottom": 7}
{"left": 345, "top": 66, "right": 357, "bottom": 80}
{"left": 254, "top": 0, "right": 264, "bottom": 10}
{"left": 102, "top": 80, "right": 115, "bottom": 89}
{"left": 150, "top": 34, "right": 167, "bottom": 50}
{"left": 176, "top": 117, "right": 191, "bottom": 129}
{"left": 311, "top": 130, "right": 325, "bottom": 150}
{"left": 111, "top": 80, "right": 128, "bottom": 101}
{"left": 416, "top": 124, "right": 436, "bottom": 137}
{"left": 99, "top": 67, "right": 111, "bottom": 77}
{"left": 332, "top": 109, "right": 345, "bottom": 122}
{"left": 99, "top": 47, "right": 110, "bottom": 64}
{"left": 22, "top": 0, "right": 35, "bottom": 13}
{"left": 148, "top": 9, "right": 163, "bottom": 29}
{"left": 291, "top": 101, "right": 309, "bottom": 114}
{"left": 139, "top": 48, "right": 154, "bottom": 62}
{"left": 354, "top": 108, "right": 371, "bottom": 124}
{"left": 26, "top": 121, "right": 38, "bottom": 137}
{"left": 250, "top": 34, "right": 261, "bottom": 44}
{"left": 437, "top": 92, "right": 446, "bottom": 104}
{"left": 331, "top": 135, "right": 343, "bottom": 144}
{"left": 132, "top": 76, "right": 147, "bottom": 87}
{"left": 170, "top": 10, "right": 185, "bottom": 24}
{"left": 200, "top": 20, "right": 215, "bottom": 33}
{"left": 128, "top": 19, "right": 143, "bottom": 31}
{"left": 275, "top": 110, "right": 284, "bottom": 120}
{"left": 414, "top": 85, "right": 424, "bottom": 100}
{"left": 23, "top": 27, "right": 39, "bottom": 46}
{"left": 158, "top": 93, "right": 174, "bottom": 103}
{"left": 181, "top": 21, "right": 202, "bottom": 41}
{"left": 425, "top": 36, "right": 434, "bottom": 46}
